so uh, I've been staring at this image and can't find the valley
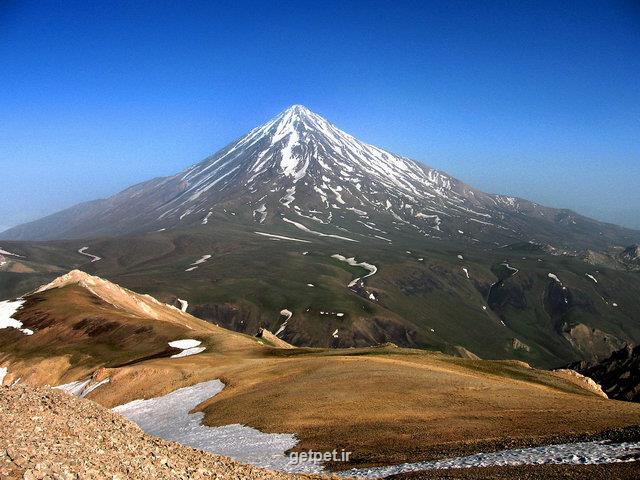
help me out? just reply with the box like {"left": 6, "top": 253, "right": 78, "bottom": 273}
{"left": 1, "top": 216, "right": 639, "bottom": 368}
{"left": 1, "top": 105, "right": 640, "bottom": 478}
{"left": 1, "top": 106, "right": 639, "bottom": 370}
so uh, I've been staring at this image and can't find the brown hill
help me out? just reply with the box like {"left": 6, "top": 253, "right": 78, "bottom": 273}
{"left": 0, "top": 270, "right": 266, "bottom": 387}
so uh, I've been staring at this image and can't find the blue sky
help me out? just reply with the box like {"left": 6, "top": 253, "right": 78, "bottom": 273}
{"left": 1, "top": 0, "right": 639, "bottom": 232}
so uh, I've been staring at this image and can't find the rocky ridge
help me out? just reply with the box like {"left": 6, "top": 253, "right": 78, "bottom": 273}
{"left": 0, "top": 384, "right": 327, "bottom": 480}
{"left": 567, "top": 344, "right": 640, "bottom": 402}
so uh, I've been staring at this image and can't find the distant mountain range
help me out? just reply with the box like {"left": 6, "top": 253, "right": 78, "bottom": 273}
{"left": 1, "top": 105, "right": 640, "bottom": 369}
{"left": 2, "top": 105, "right": 638, "bottom": 249}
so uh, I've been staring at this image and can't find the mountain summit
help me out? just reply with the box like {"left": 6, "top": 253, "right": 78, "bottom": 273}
{"left": 2, "top": 105, "right": 638, "bottom": 247}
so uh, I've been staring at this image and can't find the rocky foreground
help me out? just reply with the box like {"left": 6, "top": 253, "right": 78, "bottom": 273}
{"left": 0, "top": 384, "right": 325, "bottom": 480}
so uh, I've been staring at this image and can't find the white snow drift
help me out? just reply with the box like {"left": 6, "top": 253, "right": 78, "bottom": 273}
{"left": 168, "top": 339, "right": 207, "bottom": 358}
{"left": 113, "top": 379, "right": 321, "bottom": 473}
{"left": 548, "top": 273, "right": 562, "bottom": 284}
{"left": 331, "top": 254, "right": 377, "bottom": 287}
{"left": 283, "top": 217, "right": 358, "bottom": 242}
{"left": 177, "top": 299, "right": 188, "bottom": 312}
{"left": 339, "top": 440, "right": 640, "bottom": 478}
{"left": 78, "top": 246, "right": 102, "bottom": 262}
{"left": 254, "top": 232, "right": 311, "bottom": 243}
{"left": 275, "top": 309, "right": 292, "bottom": 336}
{"left": 586, "top": 274, "right": 598, "bottom": 284}
{"left": 54, "top": 377, "right": 111, "bottom": 398}
{"left": 0, "top": 299, "right": 33, "bottom": 335}
{"left": 185, "top": 255, "right": 212, "bottom": 272}
{"left": 0, "top": 247, "right": 23, "bottom": 257}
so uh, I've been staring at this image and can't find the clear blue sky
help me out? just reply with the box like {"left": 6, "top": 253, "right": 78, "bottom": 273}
{"left": 1, "top": 0, "right": 639, "bottom": 232}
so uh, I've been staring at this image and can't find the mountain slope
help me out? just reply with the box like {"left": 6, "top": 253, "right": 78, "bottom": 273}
{"left": 2, "top": 105, "right": 638, "bottom": 249}
{"left": 2, "top": 270, "right": 640, "bottom": 472}
{"left": 2, "top": 105, "right": 640, "bottom": 370}
{"left": 2, "top": 220, "right": 640, "bottom": 369}
{"left": 0, "top": 269, "right": 264, "bottom": 387}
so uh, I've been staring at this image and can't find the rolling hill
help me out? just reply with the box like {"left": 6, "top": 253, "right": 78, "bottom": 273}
{"left": 2, "top": 270, "right": 640, "bottom": 474}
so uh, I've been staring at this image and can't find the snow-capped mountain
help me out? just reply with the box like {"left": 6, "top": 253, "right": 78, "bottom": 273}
{"left": 2, "top": 105, "right": 638, "bottom": 247}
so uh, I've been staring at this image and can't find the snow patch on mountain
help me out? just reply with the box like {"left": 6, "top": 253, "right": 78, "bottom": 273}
{"left": 186, "top": 254, "right": 211, "bottom": 272}
{"left": 192, "top": 255, "right": 211, "bottom": 266}
{"left": 275, "top": 309, "right": 292, "bottom": 336}
{"left": 501, "top": 263, "right": 519, "bottom": 275}
{"left": 0, "top": 299, "right": 33, "bottom": 335}
{"left": 177, "top": 299, "right": 188, "bottom": 312}
{"left": 113, "top": 379, "right": 321, "bottom": 473}
{"left": 548, "top": 273, "right": 562, "bottom": 284}
{"left": 0, "top": 247, "right": 23, "bottom": 257}
{"left": 169, "top": 339, "right": 201, "bottom": 349}
{"left": 252, "top": 204, "right": 267, "bottom": 223}
{"left": 169, "top": 340, "right": 207, "bottom": 358}
{"left": 331, "top": 254, "right": 377, "bottom": 287}
{"left": 254, "top": 231, "right": 311, "bottom": 243}
{"left": 339, "top": 440, "right": 640, "bottom": 478}
{"left": 54, "top": 379, "right": 91, "bottom": 396}
{"left": 78, "top": 246, "right": 101, "bottom": 262}
{"left": 280, "top": 187, "right": 296, "bottom": 208}
{"left": 55, "top": 377, "right": 110, "bottom": 398}
{"left": 171, "top": 347, "right": 207, "bottom": 358}
{"left": 283, "top": 217, "right": 358, "bottom": 242}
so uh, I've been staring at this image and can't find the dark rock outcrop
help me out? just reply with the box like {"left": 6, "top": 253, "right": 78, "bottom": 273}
{"left": 567, "top": 344, "right": 640, "bottom": 402}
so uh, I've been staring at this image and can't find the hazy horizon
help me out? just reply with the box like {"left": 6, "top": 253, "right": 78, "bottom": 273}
{"left": 1, "top": 1, "right": 639, "bottom": 232}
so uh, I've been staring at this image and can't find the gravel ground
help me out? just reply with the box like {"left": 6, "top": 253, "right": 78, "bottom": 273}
{"left": 0, "top": 384, "right": 331, "bottom": 480}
